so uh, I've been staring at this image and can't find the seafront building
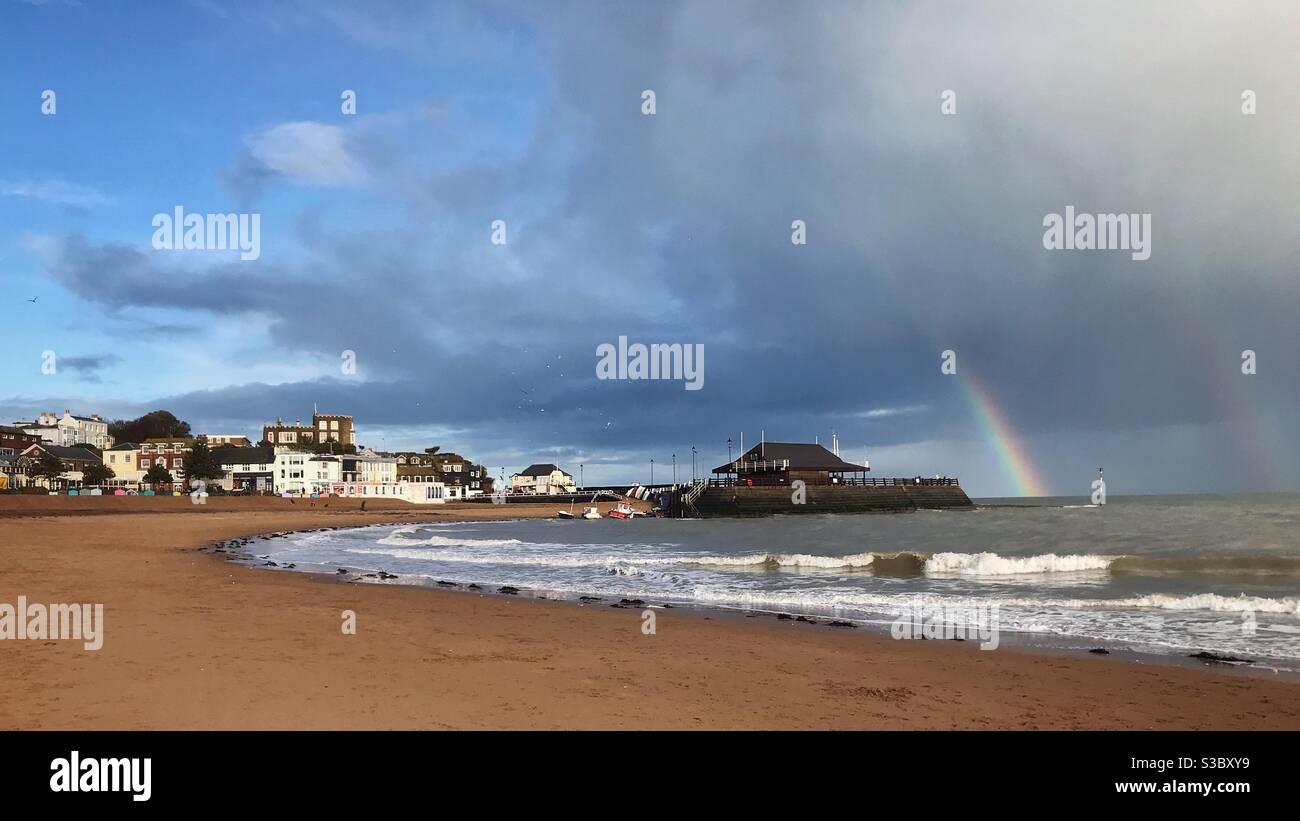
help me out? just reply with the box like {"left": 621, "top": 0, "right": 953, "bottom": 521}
{"left": 387, "top": 450, "right": 492, "bottom": 498}
{"left": 140, "top": 438, "right": 192, "bottom": 482}
{"left": 14, "top": 443, "right": 103, "bottom": 489}
{"left": 510, "top": 464, "right": 577, "bottom": 495}
{"left": 271, "top": 450, "right": 406, "bottom": 495}
{"left": 103, "top": 442, "right": 143, "bottom": 487}
{"left": 262, "top": 410, "right": 356, "bottom": 449}
{"left": 0, "top": 425, "right": 41, "bottom": 455}
{"left": 12, "top": 410, "right": 114, "bottom": 450}
{"left": 212, "top": 446, "right": 275, "bottom": 492}
{"left": 198, "top": 434, "right": 253, "bottom": 447}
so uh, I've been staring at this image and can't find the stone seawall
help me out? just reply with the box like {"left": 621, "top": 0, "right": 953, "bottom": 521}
{"left": 689, "top": 484, "right": 973, "bottom": 517}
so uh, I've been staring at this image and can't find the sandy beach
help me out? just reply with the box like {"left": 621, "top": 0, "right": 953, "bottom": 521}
{"left": 2, "top": 496, "right": 1298, "bottom": 730}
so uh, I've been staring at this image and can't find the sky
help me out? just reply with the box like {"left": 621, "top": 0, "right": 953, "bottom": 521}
{"left": 2, "top": 0, "right": 1299, "bottom": 497}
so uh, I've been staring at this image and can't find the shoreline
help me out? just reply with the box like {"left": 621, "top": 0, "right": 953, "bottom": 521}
{"left": 2, "top": 497, "right": 1299, "bottom": 729}
{"left": 230, "top": 519, "right": 1300, "bottom": 682}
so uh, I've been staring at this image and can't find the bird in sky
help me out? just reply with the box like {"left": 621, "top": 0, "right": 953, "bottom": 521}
{"left": 27, "top": 297, "right": 37, "bottom": 303}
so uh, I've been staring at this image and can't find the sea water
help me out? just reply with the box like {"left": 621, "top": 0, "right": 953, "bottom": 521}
{"left": 252, "top": 494, "right": 1300, "bottom": 671}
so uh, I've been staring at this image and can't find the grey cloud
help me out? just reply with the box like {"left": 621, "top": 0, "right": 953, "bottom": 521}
{"left": 57, "top": 354, "right": 120, "bottom": 383}
{"left": 30, "top": 0, "right": 1300, "bottom": 493}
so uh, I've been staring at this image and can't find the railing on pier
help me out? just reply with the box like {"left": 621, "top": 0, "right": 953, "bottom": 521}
{"left": 707, "top": 476, "right": 960, "bottom": 488}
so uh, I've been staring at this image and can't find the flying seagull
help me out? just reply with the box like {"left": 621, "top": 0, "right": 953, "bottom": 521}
{"left": 27, "top": 297, "right": 37, "bottom": 303}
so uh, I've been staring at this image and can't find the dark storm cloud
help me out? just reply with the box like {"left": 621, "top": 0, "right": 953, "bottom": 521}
{"left": 57, "top": 353, "right": 119, "bottom": 382}
{"left": 22, "top": 0, "right": 1300, "bottom": 490}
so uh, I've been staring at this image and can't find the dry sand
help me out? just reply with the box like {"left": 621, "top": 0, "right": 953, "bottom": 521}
{"left": 1, "top": 495, "right": 1297, "bottom": 729}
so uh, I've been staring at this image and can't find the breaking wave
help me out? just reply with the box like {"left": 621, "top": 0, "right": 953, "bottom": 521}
{"left": 924, "top": 552, "right": 1115, "bottom": 575}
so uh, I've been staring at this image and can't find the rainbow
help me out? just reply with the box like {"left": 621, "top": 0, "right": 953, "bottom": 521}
{"left": 961, "top": 373, "right": 1050, "bottom": 497}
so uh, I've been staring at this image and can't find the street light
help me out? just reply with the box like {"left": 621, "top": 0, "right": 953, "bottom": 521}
{"left": 672, "top": 453, "right": 677, "bottom": 485}
{"left": 650, "top": 458, "right": 654, "bottom": 486}
{"left": 691, "top": 446, "right": 697, "bottom": 483}
{"left": 580, "top": 463, "right": 584, "bottom": 490}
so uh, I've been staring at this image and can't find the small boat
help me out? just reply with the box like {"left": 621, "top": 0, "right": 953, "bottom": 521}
{"left": 607, "top": 503, "right": 637, "bottom": 520}
{"left": 556, "top": 509, "right": 575, "bottom": 519}
{"left": 581, "top": 506, "right": 601, "bottom": 520}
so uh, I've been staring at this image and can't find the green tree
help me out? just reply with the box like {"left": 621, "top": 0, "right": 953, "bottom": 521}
{"left": 81, "top": 462, "right": 115, "bottom": 486}
{"left": 29, "top": 451, "right": 67, "bottom": 488}
{"left": 143, "top": 463, "right": 174, "bottom": 489}
{"left": 182, "top": 438, "right": 224, "bottom": 481}
{"left": 108, "top": 410, "right": 191, "bottom": 443}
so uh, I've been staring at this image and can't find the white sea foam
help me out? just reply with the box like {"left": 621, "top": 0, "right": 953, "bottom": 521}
{"left": 375, "top": 533, "right": 526, "bottom": 548}
{"left": 348, "top": 545, "right": 876, "bottom": 570}
{"left": 1102, "top": 593, "right": 1300, "bottom": 615}
{"left": 924, "top": 551, "right": 1115, "bottom": 575}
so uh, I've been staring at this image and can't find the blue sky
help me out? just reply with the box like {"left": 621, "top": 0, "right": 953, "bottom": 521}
{"left": 3, "top": 0, "right": 1300, "bottom": 496}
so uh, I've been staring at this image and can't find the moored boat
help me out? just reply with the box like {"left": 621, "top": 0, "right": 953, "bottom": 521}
{"left": 607, "top": 503, "right": 637, "bottom": 519}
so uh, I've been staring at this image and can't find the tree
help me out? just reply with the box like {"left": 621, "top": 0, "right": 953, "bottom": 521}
{"left": 311, "top": 439, "right": 356, "bottom": 455}
{"left": 143, "top": 463, "right": 174, "bottom": 489}
{"left": 81, "top": 462, "right": 115, "bottom": 486}
{"left": 29, "top": 451, "right": 67, "bottom": 488}
{"left": 108, "top": 410, "right": 191, "bottom": 444}
{"left": 182, "top": 439, "right": 224, "bottom": 481}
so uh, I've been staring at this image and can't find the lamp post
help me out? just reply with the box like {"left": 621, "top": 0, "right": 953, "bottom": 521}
{"left": 691, "top": 446, "right": 697, "bottom": 483}
{"left": 650, "top": 458, "right": 654, "bottom": 486}
{"left": 672, "top": 453, "right": 677, "bottom": 486}
{"left": 579, "top": 463, "right": 584, "bottom": 490}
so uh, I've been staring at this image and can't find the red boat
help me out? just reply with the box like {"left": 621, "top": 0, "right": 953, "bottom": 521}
{"left": 606, "top": 503, "right": 636, "bottom": 519}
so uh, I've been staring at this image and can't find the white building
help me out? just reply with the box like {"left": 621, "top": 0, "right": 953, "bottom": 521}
{"left": 16, "top": 410, "right": 114, "bottom": 450}
{"left": 273, "top": 449, "right": 402, "bottom": 497}
{"left": 397, "top": 481, "right": 448, "bottom": 504}
{"left": 511, "top": 463, "right": 577, "bottom": 495}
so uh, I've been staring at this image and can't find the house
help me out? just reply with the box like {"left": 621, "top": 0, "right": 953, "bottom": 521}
{"left": 510, "top": 464, "right": 577, "bottom": 495}
{"left": 387, "top": 450, "right": 492, "bottom": 498}
{"left": 16, "top": 444, "right": 104, "bottom": 489}
{"left": 211, "top": 446, "right": 275, "bottom": 492}
{"left": 272, "top": 449, "right": 397, "bottom": 496}
{"left": 140, "top": 438, "right": 192, "bottom": 481}
{"left": 0, "top": 425, "right": 41, "bottom": 456}
{"left": 102, "top": 442, "right": 143, "bottom": 487}
{"left": 711, "top": 441, "right": 870, "bottom": 486}
{"left": 12, "top": 411, "right": 114, "bottom": 450}
{"left": 341, "top": 454, "right": 396, "bottom": 485}
{"left": 15, "top": 423, "right": 61, "bottom": 446}
{"left": 263, "top": 410, "right": 356, "bottom": 449}
{"left": 199, "top": 434, "right": 253, "bottom": 448}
